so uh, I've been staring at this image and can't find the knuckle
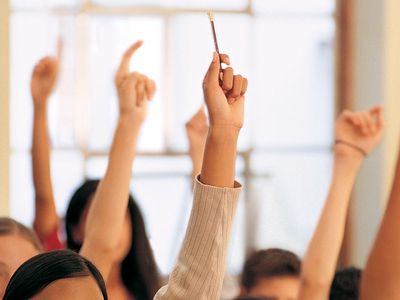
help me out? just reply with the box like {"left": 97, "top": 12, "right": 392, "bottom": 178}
{"left": 222, "top": 82, "right": 232, "bottom": 90}
{"left": 224, "top": 67, "right": 233, "bottom": 73}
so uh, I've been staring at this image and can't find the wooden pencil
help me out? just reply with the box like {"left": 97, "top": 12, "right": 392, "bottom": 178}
{"left": 208, "top": 12, "right": 223, "bottom": 72}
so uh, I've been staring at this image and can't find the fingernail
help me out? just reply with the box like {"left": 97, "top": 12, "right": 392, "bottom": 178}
{"left": 212, "top": 52, "right": 217, "bottom": 62}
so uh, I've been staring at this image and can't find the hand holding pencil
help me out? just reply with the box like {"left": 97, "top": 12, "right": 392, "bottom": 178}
{"left": 207, "top": 11, "right": 248, "bottom": 106}
{"left": 203, "top": 52, "right": 248, "bottom": 130}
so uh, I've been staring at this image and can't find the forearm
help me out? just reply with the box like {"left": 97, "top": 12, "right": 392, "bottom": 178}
{"left": 200, "top": 126, "right": 239, "bottom": 188}
{"left": 31, "top": 104, "right": 58, "bottom": 235}
{"left": 299, "top": 154, "right": 362, "bottom": 299}
{"left": 84, "top": 116, "right": 140, "bottom": 250}
{"left": 189, "top": 147, "right": 204, "bottom": 180}
{"left": 361, "top": 151, "right": 400, "bottom": 300}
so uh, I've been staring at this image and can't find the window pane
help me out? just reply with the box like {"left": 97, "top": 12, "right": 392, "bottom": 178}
{"left": 11, "top": 13, "right": 79, "bottom": 150}
{"left": 168, "top": 14, "right": 252, "bottom": 151}
{"left": 253, "top": 0, "right": 335, "bottom": 14}
{"left": 249, "top": 151, "right": 332, "bottom": 254}
{"left": 10, "top": 153, "right": 34, "bottom": 226}
{"left": 11, "top": 13, "right": 58, "bottom": 151}
{"left": 92, "top": 0, "right": 248, "bottom": 10}
{"left": 250, "top": 17, "right": 335, "bottom": 148}
{"left": 51, "top": 151, "right": 85, "bottom": 216}
{"left": 132, "top": 176, "right": 191, "bottom": 275}
{"left": 10, "top": 151, "right": 84, "bottom": 226}
{"left": 227, "top": 186, "right": 246, "bottom": 275}
{"left": 87, "top": 16, "right": 165, "bottom": 152}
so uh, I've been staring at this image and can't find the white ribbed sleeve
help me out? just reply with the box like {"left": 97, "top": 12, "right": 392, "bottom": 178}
{"left": 154, "top": 176, "right": 242, "bottom": 300}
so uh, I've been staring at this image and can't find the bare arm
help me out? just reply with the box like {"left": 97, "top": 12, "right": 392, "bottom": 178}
{"left": 80, "top": 41, "right": 156, "bottom": 280}
{"left": 30, "top": 57, "right": 60, "bottom": 240}
{"left": 298, "top": 107, "right": 384, "bottom": 300}
{"left": 185, "top": 107, "right": 208, "bottom": 182}
{"left": 155, "top": 52, "right": 248, "bottom": 300}
{"left": 361, "top": 133, "right": 400, "bottom": 299}
{"left": 200, "top": 53, "right": 247, "bottom": 188}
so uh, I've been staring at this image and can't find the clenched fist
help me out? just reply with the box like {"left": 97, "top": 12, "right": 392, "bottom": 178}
{"left": 335, "top": 106, "right": 384, "bottom": 158}
{"left": 31, "top": 57, "right": 59, "bottom": 107}
{"left": 202, "top": 52, "right": 248, "bottom": 131}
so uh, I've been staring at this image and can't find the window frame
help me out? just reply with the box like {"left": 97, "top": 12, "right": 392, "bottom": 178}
{"left": 6, "top": 0, "right": 339, "bottom": 266}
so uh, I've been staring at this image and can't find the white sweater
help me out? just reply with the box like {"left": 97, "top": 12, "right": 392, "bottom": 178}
{"left": 155, "top": 177, "right": 242, "bottom": 300}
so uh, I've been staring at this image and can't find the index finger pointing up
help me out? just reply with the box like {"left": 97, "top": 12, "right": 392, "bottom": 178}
{"left": 116, "top": 40, "right": 143, "bottom": 80}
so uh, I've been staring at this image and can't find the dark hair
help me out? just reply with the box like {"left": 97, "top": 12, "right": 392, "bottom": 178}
{"left": 330, "top": 267, "right": 361, "bottom": 300}
{"left": 241, "top": 248, "right": 301, "bottom": 291}
{"left": 0, "top": 217, "right": 43, "bottom": 252}
{"left": 65, "top": 179, "right": 160, "bottom": 300}
{"left": 3, "top": 250, "right": 107, "bottom": 299}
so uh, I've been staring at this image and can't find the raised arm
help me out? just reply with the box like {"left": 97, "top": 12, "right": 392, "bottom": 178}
{"left": 80, "top": 41, "right": 156, "bottom": 280}
{"left": 361, "top": 123, "right": 400, "bottom": 299}
{"left": 30, "top": 56, "right": 60, "bottom": 241}
{"left": 298, "top": 107, "right": 384, "bottom": 300}
{"left": 155, "top": 52, "right": 248, "bottom": 300}
{"left": 185, "top": 106, "right": 208, "bottom": 182}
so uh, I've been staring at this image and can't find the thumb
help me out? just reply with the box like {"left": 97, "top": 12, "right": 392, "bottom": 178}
{"left": 204, "top": 52, "right": 220, "bottom": 88}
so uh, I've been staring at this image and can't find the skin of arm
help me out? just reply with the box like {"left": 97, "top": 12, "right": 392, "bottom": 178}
{"left": 360, "top": 128, "right": 400, "bottom": 300}
{"left": 31, "top": 57, "right": 60, "bottom": 239}
{"left": 200, "top": 52, "right": 248, "bottom": 188}
{"left": 298, "top": 107, "right": 384, "bottom": 300}
{"left": 185, "top": 107, "right": 208, "bottom": 181}
{"left": 154, "top": 52, "right": 248, "bottom": 300}
{"left": 80, "top": 41, "right": 156, "bottom": 280}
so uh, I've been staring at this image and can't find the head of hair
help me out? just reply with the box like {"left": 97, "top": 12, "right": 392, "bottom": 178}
{"left": 0, "top": 217, "right": 43, "bottom": 251}
{"left": 3, "top": 250, "right": 108, "bottom": 300}
{"left": 241, "top": 248, "right": 301, "bottom": 291}
{"left": 65, "top": 179, "right": 160, "bottom": 299}
{"left": 329, "top": 267, "right": 361, "bottom": 300}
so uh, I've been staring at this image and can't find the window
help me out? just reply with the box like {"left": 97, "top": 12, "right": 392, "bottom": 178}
{"left": 10, "top": 0, "right": 336, "bottom": 276}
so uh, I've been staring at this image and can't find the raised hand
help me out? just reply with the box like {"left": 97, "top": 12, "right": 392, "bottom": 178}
{"left": 115, "top": 41, "right": 156, "bottom": 126}
{"left": 202, "top": 52, "right": 248, "bottom": 130}
{"left": 200, "top": 52, "right": 248, "bottom": 188}
{"left": 186, "top": 106, "right": 209, "bottom": 150}
{"left": 298, "top": 107, "right": 384, "bottom": 300}
{"left": 80, "top": 41, "right": 156, "bottom": 282}
{"left": 335, "top": 106, "right": 384, "bottom": 158}
{"left": 31, "top": 44, "right": 63, "bottom": 242}
{"left": 154, "top": 52, "right": 246, "bottom": 300}
{"left": 31, "top": 57, "right": 59, "bottom": 106}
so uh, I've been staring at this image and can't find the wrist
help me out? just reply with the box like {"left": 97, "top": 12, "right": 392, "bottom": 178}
{"left": 334, "top": 141, "right": 366, "bottom": 159}
{"left": 334, "top": 150, "right": 364, "bottom": 169}
{"left": 208, "top": 125, "right": 240, "bottom": 140}
{"left": 33, "top": 99, "right": 48, "bottom": 111}
{"left": 117, "top": 114, "right": 143, "bottom": 131}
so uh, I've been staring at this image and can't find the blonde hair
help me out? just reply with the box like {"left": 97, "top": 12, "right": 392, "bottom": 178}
{"left": 0, "top": 217, "right": 43, "bottom": 251}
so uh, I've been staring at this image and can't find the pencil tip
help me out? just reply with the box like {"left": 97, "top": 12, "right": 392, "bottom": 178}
{"left": 207, "top": 11, "right": 214, "bottom": 21}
